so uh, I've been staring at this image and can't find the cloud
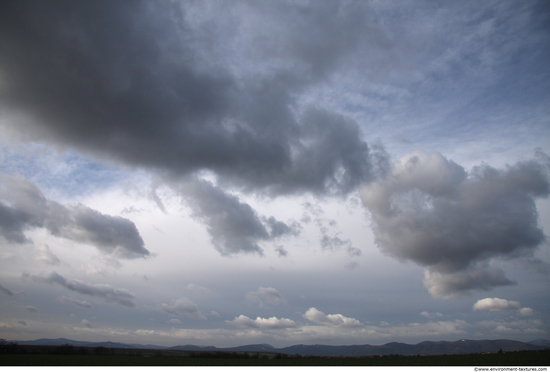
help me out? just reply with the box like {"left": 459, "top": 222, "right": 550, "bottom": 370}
{"left": 226, "top": 315, "right": 297, "bottom": 329}
{"left": 420, "top": 311, "right": 443, "bottom": 319}
{"left": 518, "top": 307, "right": 535, "bottom": 317}
{"left": 320, "top": 234, "right": 361, "bottom": 257}
{"left": 36, "top": 244, "right": 61, "bottom": 266}
{"left": 423, "top": 268, "right": 517, "bottom": 299}
{"left": 361, "top": 151, "right": 550, "bottom": 298}
{"left": 275, "top": 246, "right": 288, "bottom": 257}
{"left": 58, "top": 296, "right": 92, "bottom": 308}
{"left": 0, "top": 284, "right": 15, "bottom": 296}
{"left": 81, "top": 319, "right": 93, "bottom": 328}
{"left": 185, "top": 284, "right": 209, "bottom": 294}
{"left": 24, "top": 306, "right": 38, "bottom": 313}
{"left": 473, "top": 298, "right": 535, "bottom": 317}
{"left": 182, "top": 179, "right": 299, "bottom": 255}
{"left": 159, "top": 298, "right": 206, "bottom": 320}
{"left": 303, "top": 307, "right": 362, "bottom": 327}
{"left": 473, "top": 297, "right": 521, "bottom": 312}
{"left": 27, "top": 271, "right": 136, "bottom": 307}
{"left": 0, "top": 173, "right": 150, "bottom": 259}
{"left": 168, "top": 319, "right": 182, "bottom": 325}
{"left": 245, "top": 287, "right": 285, "bottom": 308}
{"left": 0, "top": 1, "right": 386, "bottom": 198}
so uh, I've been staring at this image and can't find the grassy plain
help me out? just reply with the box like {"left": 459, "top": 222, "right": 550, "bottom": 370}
{"left": 1, "top": 350, "right": 549, "bottom": 366}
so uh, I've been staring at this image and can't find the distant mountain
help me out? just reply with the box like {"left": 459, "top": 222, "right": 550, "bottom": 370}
{"left": 11, "top": 338, "right": 548, "bottom": 357}
{"left": 15, "top": 338, "right": 140, "bottom": 349}
{"left": 528, "top": 339, "right": 550, "bottom": 347}
{"left": 169, "top": 339, "right": 547, "bottom": 356}
{"left": 277, "top": 339, "right": 547, "bottom": 357}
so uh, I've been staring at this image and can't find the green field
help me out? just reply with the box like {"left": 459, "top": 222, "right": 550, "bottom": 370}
{"left": 1, "top": 350, "right": 548, "bottom": 366}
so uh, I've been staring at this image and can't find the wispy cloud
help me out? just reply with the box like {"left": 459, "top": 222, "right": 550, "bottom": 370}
{"left": 27, "top": 272, "right": 136, "bottom": 307}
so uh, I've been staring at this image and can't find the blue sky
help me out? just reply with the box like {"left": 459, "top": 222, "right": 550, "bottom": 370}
{"left": 0, "top": 0, "right": 549, "bottom": 347}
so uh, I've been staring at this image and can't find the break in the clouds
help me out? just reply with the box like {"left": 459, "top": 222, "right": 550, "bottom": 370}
{"left": 26, "top": 271, "right": 136, "bottom": 307}
{"left": 361, "top": 151, "right": 550, "bottom": 298}
{"left": 0, "top": 173, "right": 149, "bottom": 259}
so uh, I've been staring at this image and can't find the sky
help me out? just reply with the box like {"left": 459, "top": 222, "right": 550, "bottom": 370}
{"left": 0, "top": 0, "right": 549, "bottom": 348}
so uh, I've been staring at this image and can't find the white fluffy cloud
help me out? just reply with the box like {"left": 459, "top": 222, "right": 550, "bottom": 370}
{"left": 473, "top": 297, "right": 521, "bottom": 311}
{"left": 226, "top": 315, "right": 297, "bottom": 329}
{"left": 473, "top": 297, "right": 535, "bottom": 317}
{"left": 303, "top": 307, "right": 362, "bottom": 327}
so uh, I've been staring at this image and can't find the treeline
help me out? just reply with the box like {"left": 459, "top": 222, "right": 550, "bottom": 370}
{"left": 0, "top": 340, "right": 121, "bottom": 356}
{"left": 187, "top": 351, "right": 295, "bottom": 359}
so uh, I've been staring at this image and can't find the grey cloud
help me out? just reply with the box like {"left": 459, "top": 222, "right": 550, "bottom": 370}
{"left": 242, "top": 0, "right": 390, "bottom": 80}
{"left": 265, "top": 217, "right": 301, "bottom": 239}
{"left": 181, "top": 179, "right": 300, "bottom": 255}
{"left": 58, "top": 296, "right": 92, "bottom": 308}
{"left": 81, "top": 319, "right": 93, "bottom": 328}
{"left": 0, "top": 284, "right": 15, "bottom": 296}
{"left": 423, "top": 268, "right": 516, "bottom": 299}
{"left": 24, "top": 306, "right": 38, "bottom": 313}
{"left": 36, "top": 245, "right": 61, "bottom": 266}
{"left": 18, "top": 321, "right": 27, "bottom": 326}
{"left": 0, "top": 1, "right": 384, "bottom": 197}
{"left": 0, "top": 174, "right": 149, "bottom": 259}
{"left": 275, "top": 246, "right": 288, "bottom": 257}
{"left": 320, "top": 235, "right": 361, "bottom": 257}
{"left": 159, "top": 298, "right": 206, "bottom": 320}
{"left": 245, "top": 287, "right": 285, "bottom": 308}
{"left": 28, "top": 271, "right": 136, "bottom": 307}
{"left": 361, "top": 151, "right": 549, "bottom": 298}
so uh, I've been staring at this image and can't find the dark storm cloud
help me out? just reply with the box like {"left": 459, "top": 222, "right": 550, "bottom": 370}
{"left": 27, "top": 271, "right": 135, "bottom": 307}
{"left": 181, "top": 178, "right": 301, "bottom": 255}
{"left": 0, "top": 0, "right": 384, "bottom": 197}
{"left": 361, "top": 151, "right": 550, "bottom": 298}
{"left": 0, "top": 173, "right": 149, "bottom": 259}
